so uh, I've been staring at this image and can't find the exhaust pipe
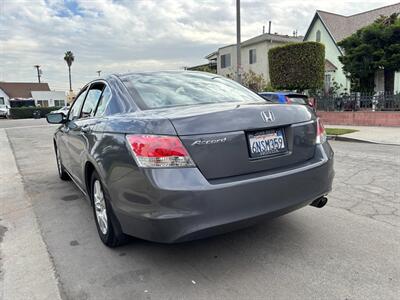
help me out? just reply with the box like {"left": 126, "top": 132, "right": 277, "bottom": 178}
{"left": 310, "top": 196, "right": 328, "bottom": 208}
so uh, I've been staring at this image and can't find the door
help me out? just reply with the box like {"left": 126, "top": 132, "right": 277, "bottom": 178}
{"left": 59, "top": 86, "right": 88, "bottom": 175}
{"left": 67, "top": 82, "right": 106, "bottom": 187}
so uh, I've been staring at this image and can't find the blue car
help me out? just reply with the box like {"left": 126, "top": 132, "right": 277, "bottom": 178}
{"left": 259, "top": 92, "right": 312, "bottom": 106}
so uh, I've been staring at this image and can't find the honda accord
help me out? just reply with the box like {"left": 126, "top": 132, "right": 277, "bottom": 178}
{"left": 46, "top": 71, "right": 334, "bottom": 247}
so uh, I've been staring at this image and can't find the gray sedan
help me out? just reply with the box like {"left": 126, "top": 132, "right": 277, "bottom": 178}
{"left": 46, "top": 71, "right": 334, "bottom": 247}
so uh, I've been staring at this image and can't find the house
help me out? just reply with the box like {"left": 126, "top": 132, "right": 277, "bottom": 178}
{"left": 206, "top": 33, "right": 302, "bottom": 83}
{"left": 0, "top": 82, "right": 66, "bottom": 107}
{"left": 0, "top": 82, "right": 50, "bottom": 106}
{"left": 303, "top": 3, "right": 400, "bottom": 94}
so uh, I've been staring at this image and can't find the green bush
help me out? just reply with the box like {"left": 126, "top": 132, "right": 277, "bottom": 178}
{"left": 269, "top": 41, "right": 325, "bottom": 90}
{"left": 10, "top": 107, "right": 63, "bottom": 119}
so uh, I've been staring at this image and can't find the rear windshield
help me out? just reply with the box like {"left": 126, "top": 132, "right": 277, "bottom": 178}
{"left": 120, "top": 72, "right": 264, "bottom": 110}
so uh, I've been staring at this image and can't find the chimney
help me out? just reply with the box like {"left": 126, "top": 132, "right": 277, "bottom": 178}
{"left": 263, "top": 25, "right": 265, "bottom": 34}
{"left": 268, "top": 21, "right": 271, "bottom": 34}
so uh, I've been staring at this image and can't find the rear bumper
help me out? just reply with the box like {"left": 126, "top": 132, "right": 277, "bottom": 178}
{"left": 111, "top": 143, "right": 334, "bottom": 243}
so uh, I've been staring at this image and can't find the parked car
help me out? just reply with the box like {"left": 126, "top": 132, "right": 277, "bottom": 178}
{"left": 259, "top": 92, "right": 313, "bottom": 106}
{"left": 50, "top": 105, "right": 70, "bottom": 115}
{"left": 46, "top": 71, "right": 334, "bottom": 247}
{"left": 0, "top": 104, "right": 10, "bottom": 118}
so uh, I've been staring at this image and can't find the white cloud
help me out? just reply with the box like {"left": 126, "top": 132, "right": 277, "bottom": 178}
{"left": 0, "top": 0, "right": 397, "bottom": 91}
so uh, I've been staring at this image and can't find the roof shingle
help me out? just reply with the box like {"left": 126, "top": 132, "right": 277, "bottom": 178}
{"left": 318, "top": 2, "right": 400, "bottom": 42}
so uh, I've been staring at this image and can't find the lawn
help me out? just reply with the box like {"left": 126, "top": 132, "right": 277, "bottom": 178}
{"left": 325, "top": 128, "right": 358, "bottom": 135}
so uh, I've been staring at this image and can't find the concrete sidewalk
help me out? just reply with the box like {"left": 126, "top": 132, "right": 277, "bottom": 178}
{"left": 0, "top": 129, "right": 61, "bottom": 300}
{"left": 325, "top": 125, "right": 400, "bottom": 146}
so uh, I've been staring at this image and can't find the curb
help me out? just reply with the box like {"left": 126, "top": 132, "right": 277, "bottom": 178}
{"left": 327, "top": 135, "right": 400, "bottom": 146}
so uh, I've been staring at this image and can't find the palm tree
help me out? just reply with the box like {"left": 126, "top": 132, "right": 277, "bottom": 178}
{"left": 64, "top": 51, "right": 74, "bottom": 91}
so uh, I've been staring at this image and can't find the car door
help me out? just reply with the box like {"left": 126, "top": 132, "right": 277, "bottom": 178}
{"left": 59, "top": 86, "right": 88, "bottom": 174}
{"left": 67, "top": 82, "right": 107, "bottom": 188}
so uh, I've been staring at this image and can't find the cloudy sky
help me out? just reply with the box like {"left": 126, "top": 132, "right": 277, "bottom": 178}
{"left": 0, "top": 0, "right": 397, "bottom": 90}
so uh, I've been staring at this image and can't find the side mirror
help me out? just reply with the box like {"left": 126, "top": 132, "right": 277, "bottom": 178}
{"left": 46, "top": 112, "right": 66, "bottom": 124}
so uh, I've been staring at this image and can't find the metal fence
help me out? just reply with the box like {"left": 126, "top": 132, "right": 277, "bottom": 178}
{"left": 316, "top": 92, "right": 400, "bottom": 112}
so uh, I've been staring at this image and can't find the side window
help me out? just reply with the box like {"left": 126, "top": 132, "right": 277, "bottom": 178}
{"left": 316, "top": 30, "right": 321, "bottom": 42}
{"left": 95, "top": 86, "right": 112, "bottom": 116}
{"left": 220, "top": 54, "right": 231, "bottom": 68}
{"left": 249, "top": 49, "right": 256, "bottom": 64}
{"left": 68, "top": 87, "right": 88, "bottom": 121}
{"left": 81, "top": 83, "right": 104, "bottom": 118}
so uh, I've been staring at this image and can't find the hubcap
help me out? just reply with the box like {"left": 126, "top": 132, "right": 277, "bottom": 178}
{"left": 93, "top": 180, "right": 108, "bottom": 235}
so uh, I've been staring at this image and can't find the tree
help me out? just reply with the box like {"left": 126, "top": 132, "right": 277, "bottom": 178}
{"left": 64, "top": 51, "right": 75, "bottom": 91}
{"left": 338, "top": 13, "right": 400, "bottom": 93}
{"left": 268, "top": 42, "right": 325, "bottom": 91}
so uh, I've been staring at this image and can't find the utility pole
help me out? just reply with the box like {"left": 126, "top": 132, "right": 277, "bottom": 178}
{"left": 34, "top": 65, "right": 41, "bottom": 83}
{"left": 236, "top": 0, "right": 241, "bottom": 84}
{"left": 96, "top": 70, "right": 101, "bottom": 77}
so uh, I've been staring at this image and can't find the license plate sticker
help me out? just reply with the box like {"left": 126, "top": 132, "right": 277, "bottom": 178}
{"left": 248, "top": 129, "right": 286, "bottom": 158}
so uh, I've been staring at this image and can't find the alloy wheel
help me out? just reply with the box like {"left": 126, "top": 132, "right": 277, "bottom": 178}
{"left": 93, "top": 180, "right": 108, "bottom": 235}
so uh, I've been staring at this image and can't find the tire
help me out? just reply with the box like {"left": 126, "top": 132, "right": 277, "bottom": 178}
{"left": 55, "top": 145, "right": 70, "bottom": 181}
{"left": 90, "top": 171, "right": 127, "bottom": 247}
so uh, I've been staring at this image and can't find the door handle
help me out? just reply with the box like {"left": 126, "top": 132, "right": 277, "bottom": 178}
{"left": 81, "top": 125, "right": 91, "bottom": 133}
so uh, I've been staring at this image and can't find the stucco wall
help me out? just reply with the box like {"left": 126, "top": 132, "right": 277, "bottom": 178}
{"left": 216, "top": 41, "right": 289, "bottom": 83}
{"left": 304, "top": 18, "right": 350, "bottom": 93}
{"left": 31, "top": 91, "right": 66, "bottom": 107}
{"left": 217, "top": 45, "right": 237, "bottom": 78}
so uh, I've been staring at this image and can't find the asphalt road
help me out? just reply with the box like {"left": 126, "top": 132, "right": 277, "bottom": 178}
{"left": 1, "top": 119, "right": 399, "bottom": 300}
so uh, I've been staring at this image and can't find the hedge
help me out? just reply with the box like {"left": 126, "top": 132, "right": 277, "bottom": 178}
{"left": 269, "top": 41, "right": 325, "bottom": 90}
{"left": 9, "top": 107, "right": 63, "bottom": 119}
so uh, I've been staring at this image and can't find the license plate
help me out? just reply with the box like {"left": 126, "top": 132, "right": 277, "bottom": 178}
{"left": 248, "top": 129, "right": 286, "bottom": 158}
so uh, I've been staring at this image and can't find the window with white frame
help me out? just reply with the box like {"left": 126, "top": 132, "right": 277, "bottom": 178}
{"left": 37, "top": 100, "right": 49, "bottom": 107}
{"left": 249, "top": 49, "right": 256, "bottom": 64}
{"left": 54, "top": 100, "right": 65, "bottom": 107}
{"left": 220, "top": 54, "right": 231, "bottom": 69}
{"left": 0, "top": 97, "right": 4, "bottom": 105}
{"left": 316, "top": 30, "right": 321, "bottom": 42}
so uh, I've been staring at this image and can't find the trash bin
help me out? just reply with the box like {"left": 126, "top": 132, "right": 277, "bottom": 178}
{"left": 33, "top": 110, "right": 41, "bottom": 119}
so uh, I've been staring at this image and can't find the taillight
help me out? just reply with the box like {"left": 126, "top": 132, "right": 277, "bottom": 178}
{"left": 316, "top": 118, "right": 327, "bottom": 144}
{"left": 126, "top": 134, "right": 195, "bottom": 168}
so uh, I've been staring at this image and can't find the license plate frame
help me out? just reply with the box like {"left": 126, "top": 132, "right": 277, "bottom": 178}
{"left": 247, "top": 128, "right": 287, "bottom": 158}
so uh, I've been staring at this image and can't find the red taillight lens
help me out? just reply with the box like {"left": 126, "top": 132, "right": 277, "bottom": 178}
{"left": 316, "top": 118, "right": 327, "bottom": 144}
{"left": 126, "top": 135, "right": 195, "bottom": 168}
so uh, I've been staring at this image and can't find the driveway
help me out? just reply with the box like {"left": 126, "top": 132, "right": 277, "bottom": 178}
{"left": 1, "top": 119, "right": 399, "bottom": 299}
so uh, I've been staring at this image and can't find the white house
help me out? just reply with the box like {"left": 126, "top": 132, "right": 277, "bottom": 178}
{"left": 0, "top": 82, "right": 66, "bottom": 107}
{"left": 207, "top": 33, "right": 302, "bottom": 83}
{"left": 303, "top": 3, "right": 400, "bottom": 94}
{"left": 31, "top": 91, "right": 67, "bottom": 107}
{"left": 0, "top": 82, "right": 51, "bottom": 106}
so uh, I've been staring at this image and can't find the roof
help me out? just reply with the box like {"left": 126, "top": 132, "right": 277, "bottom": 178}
{"left": 305, "top": 3, "right": 400, "bottom": 42}
{"left": 241, "top": 33, "right": 302, "bottom": 47}
{"left": 211, "top": 32, "right": 302, "bottom": 54}
{"left": 205, "top": 51, "right": 217, "bottom": 60}
{"left": 0, "top": 82, "right": 50, "bottom": 98}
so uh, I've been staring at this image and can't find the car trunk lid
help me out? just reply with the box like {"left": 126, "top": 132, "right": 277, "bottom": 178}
{"left": 166, "top": 103, "right": 317, "bottom": 180}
